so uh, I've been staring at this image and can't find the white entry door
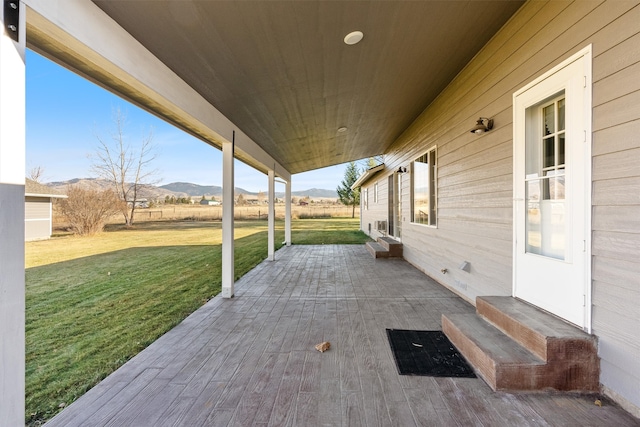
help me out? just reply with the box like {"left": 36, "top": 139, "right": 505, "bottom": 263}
{"left": 513, "top": 48, "right": 591, "bottom": 329}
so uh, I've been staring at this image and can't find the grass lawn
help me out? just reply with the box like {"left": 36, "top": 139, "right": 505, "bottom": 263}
{"left": 25, "top": 218, "right": 369, "bottom": 425}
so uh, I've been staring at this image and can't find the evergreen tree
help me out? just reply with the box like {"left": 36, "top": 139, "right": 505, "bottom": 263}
{"left": 337, "top": 161, "right": 361, "bottom": 218}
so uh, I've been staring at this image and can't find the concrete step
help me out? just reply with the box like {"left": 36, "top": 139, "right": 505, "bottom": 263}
{"left": 365, "top": 241, "right": 388, "bottom": 258}
{"left": 443, "top": 298, "right": 600, "bottom": 392}
{"left": 443, "top": 313, "right": 545, "bottom": 391}
{"left": 377, "top": 237, "right": 403, "bottom": 257}
{"left": 476, "top": 296, "right": 597, "bottom": 362}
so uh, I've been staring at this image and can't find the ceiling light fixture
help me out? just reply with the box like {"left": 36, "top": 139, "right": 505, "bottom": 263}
{"left": 344, "top": 31, "right": 364, "bottom": 45}
{"left": 337, "top": 126, "right": 348, "bottom": 133}
{"left": 470, "top": 117, "right": 494, "bottom": 134}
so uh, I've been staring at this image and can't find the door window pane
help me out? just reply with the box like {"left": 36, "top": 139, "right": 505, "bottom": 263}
{"left": 526, "top": 179, "right": 541, "bottom": 254}
{"left": 558, "top": 133, "right": 565, "bottom": 166}
{"left": 558, "top": 98, "right": 565, "bottom": 131}
{"left": 543, "top": 104, "right": 555, "bottom": 135}
{"left": 524, "top": 93, "right": 566, "bottom": 260}
{"left": 545, "top": 169, "right": 565, "bottom": 200}
{"left": 543, "top": 137, "right": 555, "bottom": 168}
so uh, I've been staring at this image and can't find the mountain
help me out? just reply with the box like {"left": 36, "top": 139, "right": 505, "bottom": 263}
{"left": 48, "top": 178, "right": 113, "bottom": 193}
{"left": 161, "top": 183, "right": 336, "bottom": 199}
{"left": 276, "top": 188, "right": 337, "bottom": 199}
{"left": 294, "top": 188, "right": 337, "bottom": 198}
{"left": 43, "top": 179, "right": 336, "bottom": 200}
{"left": 47, "top": 178, "right": 184, "bottom": 200}
{"left": 159, "top": 182, "right": 255, "bottom": 197}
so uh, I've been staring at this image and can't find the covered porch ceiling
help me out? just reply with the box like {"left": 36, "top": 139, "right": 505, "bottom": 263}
{"left": 43, "top": 1, "right": 524, "bottom": 175}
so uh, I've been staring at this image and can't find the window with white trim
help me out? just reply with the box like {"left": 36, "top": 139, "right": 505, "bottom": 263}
{"left": 373, "top": 182, "right": 378, "bottom": 203}
{"left": 363, "top": 187, "right": 368, "bottom": 210}
{"left": 411, "top": 147, "right": 437, "bottom": 226}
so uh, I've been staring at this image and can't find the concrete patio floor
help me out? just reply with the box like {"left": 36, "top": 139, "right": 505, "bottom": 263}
{"left": 45, "top": 245, "right": 639, "bottom": 426}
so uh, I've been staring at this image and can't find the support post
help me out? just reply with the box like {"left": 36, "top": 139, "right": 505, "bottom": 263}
{"left": 221, "top": 137, "right": 234, "bottom": 298}
{"left": 0, "top": 1, "right": 26, "bottom": 424}
{"left": 285, "top": 179, "right": 291, "bottom": 246}
{"left": 268, "top": 169, "right": 275, "bottom": 261}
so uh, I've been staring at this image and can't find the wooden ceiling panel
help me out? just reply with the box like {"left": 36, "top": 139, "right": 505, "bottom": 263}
{"left": 92, "top": 0, "right": 524, "bottom": 174}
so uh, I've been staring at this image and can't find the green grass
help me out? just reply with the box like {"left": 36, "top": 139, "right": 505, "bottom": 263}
{"left": 25, "top": 218, "right": 369, "bottom": 425}
{"left": 289, "top": 217, "right": 371, "bottom": 244}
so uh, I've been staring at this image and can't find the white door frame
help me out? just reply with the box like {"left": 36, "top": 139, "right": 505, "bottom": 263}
{"left": 512, "top": 45, "right": 593, "bottom": 332}
{"left": 388, "top": 173, "right": 402, "bottom": 240}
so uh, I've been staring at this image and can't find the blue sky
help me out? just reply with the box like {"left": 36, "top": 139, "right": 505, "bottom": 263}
{"left": 25, "top": 50, "right": 350, "bottom": 193}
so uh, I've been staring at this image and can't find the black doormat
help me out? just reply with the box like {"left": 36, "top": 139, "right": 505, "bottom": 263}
{"left": 386, "top": 329, "right": 476, "bottom": 378}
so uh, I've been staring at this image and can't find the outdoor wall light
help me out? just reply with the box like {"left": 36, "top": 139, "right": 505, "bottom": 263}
{"left": 397, "top": 166, "right": 407, "bottom": 174}
{"left": 470, "top": 117, "right": 494, "bottom": 134}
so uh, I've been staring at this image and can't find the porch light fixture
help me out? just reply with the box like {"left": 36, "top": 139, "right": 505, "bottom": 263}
{"left": 397, "top": 166, "right": 407, "bottom": 174}
{"left": 470, "top": 117, "right": 494, "bottom": 134}
{"left": 344, "top": 31, "right": 364, "bottom": 45}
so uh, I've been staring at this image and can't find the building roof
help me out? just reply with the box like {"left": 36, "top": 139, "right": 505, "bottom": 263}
{"left": 351, "top": 163, "right": 385, "bottom": 189}
{"left": 25, "top": 179, "right": 67, "bottom": 198}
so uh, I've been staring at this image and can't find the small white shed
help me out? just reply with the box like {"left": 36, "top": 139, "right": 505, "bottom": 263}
{"left": 25, "top": 179, "right": 66, "bottom": 241}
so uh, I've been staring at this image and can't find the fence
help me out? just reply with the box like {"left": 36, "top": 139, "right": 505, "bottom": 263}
{"left": 133, "top": 205, "right": 358, "bottom": 221}
{"left": 53, "top": 204, "right": 359, "bottom": 229}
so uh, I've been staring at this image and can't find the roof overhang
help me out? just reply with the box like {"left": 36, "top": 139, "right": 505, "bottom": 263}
{"left": 352, "top": 163, "right": 385, "bottom": 190}
{"left": 24, "top": 0, "right": 524, "bottom": 175}
{"left": 25, "top": 0, "right": 290, "bottom": 182}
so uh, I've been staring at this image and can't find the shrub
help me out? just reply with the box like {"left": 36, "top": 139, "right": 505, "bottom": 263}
{"left": 298, "top": 212, "right": 332, "bottom": 219}
{"left": 58, "top": 187, "right": 125, "bottom": 235}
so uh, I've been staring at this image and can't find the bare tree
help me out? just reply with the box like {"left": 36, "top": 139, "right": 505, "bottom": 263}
{"left": 91, "top": 108, "right": 159, "bottom": 226}
{"left": 28, "top": 166, "right": 46, "bottom": 183}
{"left": 58, "top": 187, "right": 125, "bottom": 235}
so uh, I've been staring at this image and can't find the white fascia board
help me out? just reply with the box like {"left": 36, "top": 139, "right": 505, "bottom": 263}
{"left": 25, "top": 193, "right": 67, "bottom": 198}
{"left": 24, "top": 0, "right": 289, "bottom": 181}
{"left": 351, "top": 164, "right": 384, "bottom": 190}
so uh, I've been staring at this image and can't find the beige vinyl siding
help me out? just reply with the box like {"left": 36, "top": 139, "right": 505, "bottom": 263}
{"left": 25, "top": 197, "right": 52, "bottom": 241}
{"left": 590, "top": 2, "right": 640, "bottom": 416}
{"left": 25, "top": 221, "right": 52, "bottom": 242}
{"left": 25, "top": 197, "right": 50, "bottom": 220}
{"left": 378, "top": 0, "right": 640, "bottom": 415}
{"left": 360, "top": 177, "right": 388, "bottom": 239}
